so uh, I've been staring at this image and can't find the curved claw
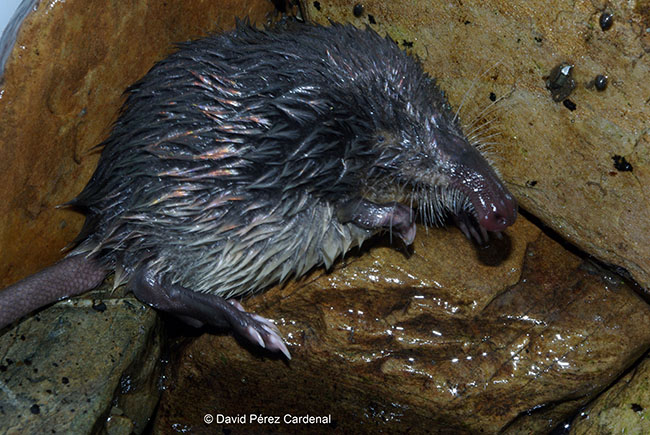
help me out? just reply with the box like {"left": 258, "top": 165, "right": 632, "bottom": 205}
{"left": 455, "top": 212, "right": 491, "bottom": 245}
{"left": 266, "top": 334, "right": 292, "bottom": 360}
{"left": 252, "top": 313, "right": 281, "bottom": 333}
{"left": 246, "top": 325, "right": 266, "bottom": 348}
{"left": 229, "top": 302, "right": 291, "bottom": 360}
{"left": 230, "top": 300, "right": 245, "bottom": 311}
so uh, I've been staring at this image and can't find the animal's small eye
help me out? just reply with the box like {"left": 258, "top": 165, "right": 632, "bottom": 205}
{"left": 377, "top": 135, "right": 385, "bottom": 143}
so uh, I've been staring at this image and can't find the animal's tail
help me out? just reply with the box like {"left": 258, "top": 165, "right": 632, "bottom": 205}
{"left": 0, "top": 255, "right": 107, "bottom": 330}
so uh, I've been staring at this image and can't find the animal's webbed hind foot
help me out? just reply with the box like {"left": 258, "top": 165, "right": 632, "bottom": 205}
{"left": 129, "top": 267, "right": 290, "bottom": 359}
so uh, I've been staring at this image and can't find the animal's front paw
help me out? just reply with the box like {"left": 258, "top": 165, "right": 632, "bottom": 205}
{"left": 337, "top": 199, "right": 416, "bottom": 245}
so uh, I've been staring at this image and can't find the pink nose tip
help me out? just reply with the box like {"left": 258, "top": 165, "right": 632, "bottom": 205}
{"left": 482, "top": 212, "right": 513, "bottom": 231}
{"left": 478, "top": 191, "right": 517, "bottom": 231}
{"left": 480, "top": 195, "right": 517, "bottom": 231}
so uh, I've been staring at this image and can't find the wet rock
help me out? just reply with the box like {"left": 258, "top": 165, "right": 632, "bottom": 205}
{"left": 0, "top": 280, "right": 161, "bottom": 433}
{"left": 571, "top": 354, "right": 650, "bottom": 434}
{"left": 153, "top": 217, "right": 650, "bottom": 433}
{"left": 304, "top": 0, "right": 650, "bottom": 291}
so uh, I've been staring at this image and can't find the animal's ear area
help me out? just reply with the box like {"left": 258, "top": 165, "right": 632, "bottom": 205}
{"left": 368, "top": 130, "right": 406, "bottom": 170}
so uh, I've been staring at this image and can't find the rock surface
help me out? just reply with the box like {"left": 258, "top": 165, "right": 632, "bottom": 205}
{"left": 571, "top": 354, "right": 650, "bottom": 434}
{"left": 153, "top": 218, "right": 650, "bottom": 434}
{"left": 304, "top": 0, "right": 650, "bottom": 291}
{"left": 0, "top": 280, "right": 160, "bottom": 434}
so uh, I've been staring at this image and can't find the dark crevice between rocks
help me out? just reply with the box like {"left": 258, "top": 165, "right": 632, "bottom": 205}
{"left": 505, "top": 344, "right": 650, "bottom": 433}
{"left": 140, "top": 323, "right": 176, "bottom": 435}
{"left": 517, "top": 207, "right": 647, "bottom": 301}
{"left": 549, "top": 346, "right": 650, "bottom": 434}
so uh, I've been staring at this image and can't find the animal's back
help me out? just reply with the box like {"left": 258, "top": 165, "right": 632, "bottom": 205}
{"left": 71, "top": 24, "right": 409, "bottom": 296}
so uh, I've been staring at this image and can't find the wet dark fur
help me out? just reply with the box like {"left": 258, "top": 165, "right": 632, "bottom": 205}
{"left": 0, "top": 22, "right": 515, "bottom": 354}
{"left": 68, "top": 22, "right": 513, "bottom": 299}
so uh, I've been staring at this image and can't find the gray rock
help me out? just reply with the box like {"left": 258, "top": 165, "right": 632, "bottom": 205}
{"left": 0, "top": 282, "right": 161, "bottom": 434}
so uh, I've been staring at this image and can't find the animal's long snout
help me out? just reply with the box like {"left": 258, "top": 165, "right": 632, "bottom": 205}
{"left": 437, "top": 131, "right": 517, "bottom": 231}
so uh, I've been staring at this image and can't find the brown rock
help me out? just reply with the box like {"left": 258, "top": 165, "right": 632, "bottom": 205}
{"left": 304, "top": 0, "right": 650, "bottom": 290}
{"left": 153, "top": 217, "right": 650, "bottom": 433}
{"left": 0, "top": 0, "right": 276, "bottom": 288}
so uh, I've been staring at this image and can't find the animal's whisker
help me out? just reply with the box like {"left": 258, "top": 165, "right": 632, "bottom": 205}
{"left": 470, "top": 131, "right": 503, "bottom": 146}
{"left": 463, "top": 86, "right": 514, "bottom": 132}
{"left": 452, "top": 58, "right": 504, "bottom": 124}
{"left": 465, "top": 117, "right": 500, "bottom": 141}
